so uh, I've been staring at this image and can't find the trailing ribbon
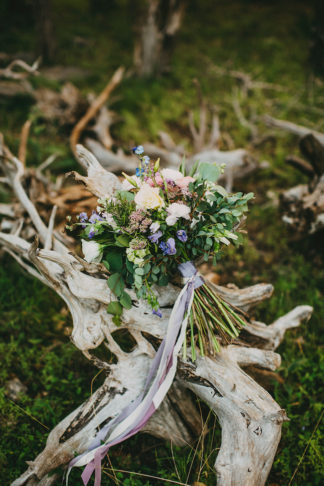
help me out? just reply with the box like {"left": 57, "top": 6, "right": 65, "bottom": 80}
{"left": 66, "top": 261, "right": 203, "bottom": 486}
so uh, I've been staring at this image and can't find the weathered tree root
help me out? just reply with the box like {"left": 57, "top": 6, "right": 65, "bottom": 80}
{"left": 0, "top": 139, "right": 312, "bottom": 486}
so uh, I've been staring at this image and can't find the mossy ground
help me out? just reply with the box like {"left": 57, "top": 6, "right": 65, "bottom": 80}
{"left": 0, "top": 0, "right": 323, "bottom": 484}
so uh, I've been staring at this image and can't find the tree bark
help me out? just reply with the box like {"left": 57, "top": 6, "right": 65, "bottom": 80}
{"left": 34, "top": 0, "right": 56, "bottom": 63}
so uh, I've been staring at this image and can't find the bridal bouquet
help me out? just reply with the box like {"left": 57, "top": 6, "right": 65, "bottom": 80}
{"left": 66, "top": 146, "right": 253, "bottom": 484}
{"left": 67, "top": 145, "right": 253, "bottom": 358}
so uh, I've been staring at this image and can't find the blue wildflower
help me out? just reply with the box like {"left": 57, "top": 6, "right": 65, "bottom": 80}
{"left": 148, "top": 230, "right": 162, "bottom": 243}
{"left": 159, "top": 238, "right": 176, "bottom": 255}
{"left": 176, "top": 230, "right": 187, "bottom": 242}
{"left": 142, "top": 155, "right": 150, "bottom": 165}
{"left": 133, "top": 145, "right": 144, "bottom": 155}
{"left": 153, "top": 308, "right": 162, "bottom": 318}
{"left": 135, "top": 167, "right": 145, "bottom": 177}
{"left": 159, "top": 241, "right": 167, "bottom": 254}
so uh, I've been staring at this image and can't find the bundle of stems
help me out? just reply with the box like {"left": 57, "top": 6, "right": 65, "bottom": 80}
{"left": 183, "top": 282, "right": 247, "bottom": 360}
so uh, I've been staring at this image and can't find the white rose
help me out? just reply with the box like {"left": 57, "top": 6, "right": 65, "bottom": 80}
{"left": 161, "top": 168, "right": 183, "bottom": 181}
{"left": 150, "top": 221, "right": 160, "bottom": 233}
{"left": 81, "top": 240, "right": 103, "bottom": 263}
{"left": 134, "top": 183, "right": 165, "bottom": 210}
{"left": 166, "top": 203, "right": 191, "bottom": 226}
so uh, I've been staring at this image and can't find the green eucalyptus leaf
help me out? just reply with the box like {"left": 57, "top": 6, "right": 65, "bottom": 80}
{"left": 103, "top": 249, "right": 123, "bottom": 273}
{"left": 115, "top": 235, "right": 130, "bottom": 247}
{"left": 198, "top": 162, "right": 221, "bottom": 182}
{"left": 118, "top": 190, "right": 135, "bottom": 202}
{"left": 214, "top": 185, "right": 228, "bottom": 197}
{"left": 158, "top": 275, "right": 169, "bottom": 286}
{"left": 120, "top": 291, "right": 132, "bottom": 309}
{"left": 143, "top": 263, "right": 151, "bottom": 273}
{"left": 107, "top": 300, "right": 123, "bottom": 316}
{"left": 107, "top": 273, "right": 125, "bottom": 297}
{"left": 135, "top": 267, "right": 145, "bottom": 276}
{"left": 112, "top": 315, "right": 121, "bottom": 326}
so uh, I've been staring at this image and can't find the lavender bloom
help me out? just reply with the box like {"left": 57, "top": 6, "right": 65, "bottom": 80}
{"left": 78, "top": 212, "right": 88, "bottom": 222}
{"left": 78, "top": 211, "right": 88, "bottom": 228}
{"left": 133, "top": 145, "right": 144, "bottom": 155}
{"left": 166, "top": 237, "right": 176, "bottom": 255}
{"left": 153, "top": 308, "right": 162, "bottom": 318}
{"left": 148, "top": 230, "right": 162, "bottom": 243}
{"left": 159, "top": 237, "right": 176, "bottom": 255}
{"left": 89, "top": 212, "right": 103, "bottom": 224}
{"left": 88, "top": 226, "right": 97, "bottom": 239}
{"left": 176, "top": 230, "right": 187, "bottom": 242}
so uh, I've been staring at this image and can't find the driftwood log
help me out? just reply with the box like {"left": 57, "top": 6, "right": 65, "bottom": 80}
{"left": 265, "top": 116, "right": 324, "bottom": 235}
{"left": 0, "top": 139, "right": 312, "bottom": 486}
{"left": 82, "top": 81, "right": 260, "bottom": 192}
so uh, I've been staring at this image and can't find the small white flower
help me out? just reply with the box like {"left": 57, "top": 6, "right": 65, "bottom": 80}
{"left": 166, "top": 215, "right": 178, "bottom": 226}
{"left": 81, "top": 240, "right": 103, "bottom": 263}
{"left": 190, "top": 213, "right": 204, "bottom": 228}
{"left": 161, "top": 168, "right": 183, "bottom": 181}
{"left": 166, "top": 203, "right": 191, "bottom": 226}
{"left": 103, "top": 212, "right": 117, "bottom": 229}
{"left": 134, "top": 257, "right": 145, "bottom": 267}
{"left": 190, "top": 218, "right": 199, "bottom": 228}
{"left": 150, "top": 221, "right": 160, "bottom": 233}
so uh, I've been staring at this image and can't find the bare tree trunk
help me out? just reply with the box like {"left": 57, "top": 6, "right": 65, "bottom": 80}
{"left": 134, "top": 0, "right": 185, "bottom": 77}
{"left": 34, "top": 0, "right": 56, "bottom": 63}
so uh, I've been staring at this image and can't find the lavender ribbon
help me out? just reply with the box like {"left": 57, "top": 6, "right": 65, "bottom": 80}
{"left": 66, "top": 261, "right": 203, "bottom": 486}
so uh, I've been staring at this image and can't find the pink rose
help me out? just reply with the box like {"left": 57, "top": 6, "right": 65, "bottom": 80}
{"left": 155, "top": 173, "right": 164, "bottom": 186}
{"left": 175, "top": 176, "right": 195, "bottom": 189}
{"left": 146, "top": 178, "right": 155, "bottom": 187}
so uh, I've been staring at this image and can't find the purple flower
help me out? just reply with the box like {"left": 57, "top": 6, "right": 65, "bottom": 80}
{"left": 88, "top": 226, "right": 97, "bottom": 239}
{"left": 159, "top": 237, "right": 176, "bottom": 256}
{"left": 89, "top": 212, "right": 103, "bottom": 224}
{"left": 142, "top": 155, "right": 150, "bottom": 165}
{"left": 133, "top": 145, "right": 144, "bottom": 155}
{"left": 159, "top": 241, "right": 168, "bottom": 254}
{"left": 166, "top": 237, "right": 176, "bottom": 255}
{"left": 153, "top": 308, "right": 162, "bottom": 318}
{"left": 148, "top": 230, "right": 162, "bottom": 243}
{"left": 78, "top": 211, "right": 88, "bottom": 228}
{"left": 78, "top": 212, "right": 88, "bottom": 222}
{"left": 176, "top": 230, "right": 187, "bottom": 242}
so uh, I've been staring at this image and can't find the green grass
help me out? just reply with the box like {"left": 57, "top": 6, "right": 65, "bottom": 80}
{"left": 0, "top": 0, "right": 324, "bottom": 484}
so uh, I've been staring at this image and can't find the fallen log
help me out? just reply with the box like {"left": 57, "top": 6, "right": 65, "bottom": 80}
{"left": 263, "top": 115, "right": 324, "bottom": 145}
{"left": 281, "top": 133, "right": 324, "bottom": 235}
